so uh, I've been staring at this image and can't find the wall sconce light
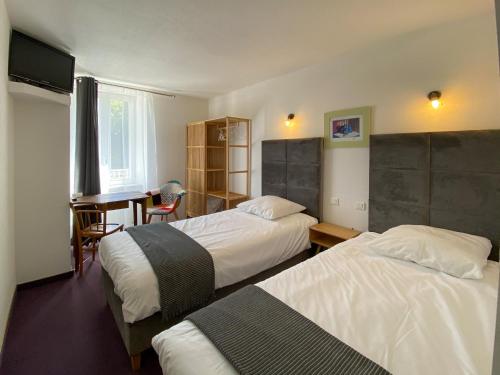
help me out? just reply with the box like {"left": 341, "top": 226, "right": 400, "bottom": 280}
{"left": 427, "top": 91, "right": 442, "bottom": 109}
{"left": 285, "top": 113, "right": 295, "bottom": 127}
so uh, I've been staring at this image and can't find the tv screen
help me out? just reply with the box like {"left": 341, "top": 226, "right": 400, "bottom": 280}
{"left": 8, "top": 30, "right": 75, "bottom": 94}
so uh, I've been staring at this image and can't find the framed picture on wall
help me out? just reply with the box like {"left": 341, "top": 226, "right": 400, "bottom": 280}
{"left": 324, "top": 106, "right": 372, "bottom": 148}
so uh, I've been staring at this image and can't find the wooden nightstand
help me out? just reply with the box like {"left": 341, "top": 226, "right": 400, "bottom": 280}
{"left": 309, "top": 223, "right": 361, "bottom": 253}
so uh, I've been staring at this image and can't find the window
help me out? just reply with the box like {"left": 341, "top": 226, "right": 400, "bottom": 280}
{"left": 99, "top": 85, "right": 158, "bottom": 225}
{"left": 109, "top": 99, "right": 130, "bottom": 171}
{"left": 97, "top": 86, "right": 158, "bottom": 197}
{"left": 99, "top": 93, "right": 135, "bottom": 188}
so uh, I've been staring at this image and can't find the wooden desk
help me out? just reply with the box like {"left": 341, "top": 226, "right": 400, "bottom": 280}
{"left": 73, "top": 191, "right": 149, "bottom": 225}
{"left": 71, "top": 191, "right": 149, "bottom": 273}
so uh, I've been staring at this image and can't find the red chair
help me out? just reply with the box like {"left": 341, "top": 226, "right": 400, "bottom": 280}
{"left": 146, "top": 180, "right": 185, "bottom": 223}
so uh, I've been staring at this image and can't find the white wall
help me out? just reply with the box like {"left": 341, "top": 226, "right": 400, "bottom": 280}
{"left": 14, "top": 97, "right": 71, "bottom": 284}
{"left": 209, "top": 12, "right": 500, "bottom": 231}
{"left": 0, "top": 0, "right": 16, "bottom": 351}
{"left": 153, "top": 94, "right": 208, "bottom": 218}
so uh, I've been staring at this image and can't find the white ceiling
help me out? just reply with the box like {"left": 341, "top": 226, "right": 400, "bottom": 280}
{"left": 5, "top": 0, "right": 491, "bottom": 98}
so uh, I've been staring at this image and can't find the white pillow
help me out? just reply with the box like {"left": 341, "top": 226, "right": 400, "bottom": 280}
{"left": 366, "top": 225, "right": 492, "bottom": 279}
{"left": 237, "top": 195, "right": 306, "bottom": 220}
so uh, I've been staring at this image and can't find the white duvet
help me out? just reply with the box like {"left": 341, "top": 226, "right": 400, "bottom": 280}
{"left": 99, "top": 209, "right": 317, "bottom": 323}
{"left": 152, "top": 233, "right": 499, "bottom": 375}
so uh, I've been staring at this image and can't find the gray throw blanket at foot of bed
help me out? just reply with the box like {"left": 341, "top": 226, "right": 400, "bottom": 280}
{"left": 187, "top": 285, "right": 390, "bottom": 375}
{"left": 127, "top": 222, "right": 214, "bottom": 320}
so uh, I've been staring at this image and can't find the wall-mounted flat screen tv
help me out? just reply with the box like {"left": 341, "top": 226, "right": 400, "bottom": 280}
{"left": 8, "top": 30, "right": 75, "bottom": 94}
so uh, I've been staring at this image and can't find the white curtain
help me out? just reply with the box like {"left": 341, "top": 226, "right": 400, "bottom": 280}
{"left": 98, "top": 84, "right": 158, "bottom": 226}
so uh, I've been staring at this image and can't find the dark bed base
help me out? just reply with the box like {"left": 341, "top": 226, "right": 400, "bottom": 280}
{"left": 102, "top": 249, "right": 312, "bottom": 370}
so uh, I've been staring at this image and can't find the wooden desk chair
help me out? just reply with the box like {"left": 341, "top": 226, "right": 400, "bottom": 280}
{"left": 145, "top": 180, "right": 186, "bottom": 223}
{"left": 70, "top": 203, "right": 124, "bottom": 276}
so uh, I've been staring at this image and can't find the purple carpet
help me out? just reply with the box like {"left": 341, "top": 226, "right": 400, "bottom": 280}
{"left": 0, "top": 259, "right": 162, "bottom": 375}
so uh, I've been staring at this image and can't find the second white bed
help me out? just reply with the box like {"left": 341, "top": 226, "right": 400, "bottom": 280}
{"left": 99, "top": 209, "right": 317, "bottom": 323}
{"left": 152, "top": 233, "right": 499, "bottom": 375}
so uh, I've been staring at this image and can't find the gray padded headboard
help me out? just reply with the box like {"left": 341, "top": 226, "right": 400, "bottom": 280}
{"left": 369, "top": 130, "right": 500, "bottom": 261}
{"left": 262, "top": 138, "right": 323, "bottom": 220}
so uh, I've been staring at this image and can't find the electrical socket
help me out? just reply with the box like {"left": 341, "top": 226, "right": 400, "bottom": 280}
{"left": 355, "top": 201, "right": 367, "bottom": 211}
{"left": 330, "top": 197, "right": 340, "bottom": 206}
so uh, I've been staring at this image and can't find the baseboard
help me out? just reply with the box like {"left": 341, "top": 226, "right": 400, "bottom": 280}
{"left": 0, "top": 287, "right": 17, "bottom": 367}
{"left": 17, "top": 271, "right": 74, "bottom": 290}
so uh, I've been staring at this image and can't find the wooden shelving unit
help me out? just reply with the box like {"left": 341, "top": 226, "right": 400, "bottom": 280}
{"left": 186, "top": 117, "right": 251, "bottom": 217}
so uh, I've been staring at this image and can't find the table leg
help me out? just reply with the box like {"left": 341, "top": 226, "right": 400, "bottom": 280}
{"left": 72, "top": 224, "right": 79, "bottom": 273}
{"left": 141, "top": 199, "right": 147, "bottom": 225}
{"left": 133, "top": 202, "right": 138, "bottom": 226}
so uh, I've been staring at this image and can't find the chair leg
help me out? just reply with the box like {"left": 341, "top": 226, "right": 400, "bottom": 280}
{"left": 147, "top": 214, "right": 152, "bottom": 224}
{"left": 130, "top": 353, "right": 141, "bottom": 371}
{"left": 174, "top": 211, "right": 179, "bottom": 220}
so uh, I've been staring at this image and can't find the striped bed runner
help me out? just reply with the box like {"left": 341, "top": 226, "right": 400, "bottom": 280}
{"left": 187, "top": 285, "right": 390, "bottom": 375}
{"left": 127, "top": 222, "right": 214, "bottom": 320}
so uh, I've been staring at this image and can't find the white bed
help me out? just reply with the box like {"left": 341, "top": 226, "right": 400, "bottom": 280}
{"left": 99, "top": 208, "right": 317, "bottom": 323}
{"left": 152, "top": 232, "right": 499, "bottom": 375}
